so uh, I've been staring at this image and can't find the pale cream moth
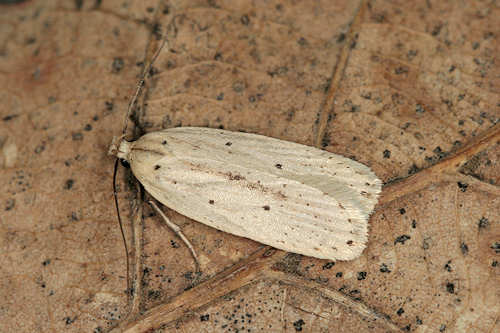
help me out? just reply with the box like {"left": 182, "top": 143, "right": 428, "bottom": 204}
{"left": 110, "top": 127, "right": 381, "bottom": 261}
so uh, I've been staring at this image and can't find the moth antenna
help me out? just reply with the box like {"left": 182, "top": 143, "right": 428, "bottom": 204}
{"left": 113, "top": 159, "right": 130, "bottom": 295}
{"left": 114, "top": 21, "right": 171, "bottom": 296}
{"left": 148, "top": 200, "right": 201, "bottom": 274}
{"left": 121, "top": 29, "right": 169, "bottom": 136}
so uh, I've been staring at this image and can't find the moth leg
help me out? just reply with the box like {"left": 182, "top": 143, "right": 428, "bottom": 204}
{"left": 148, "top": 200, "right": 200, "bottom": 273}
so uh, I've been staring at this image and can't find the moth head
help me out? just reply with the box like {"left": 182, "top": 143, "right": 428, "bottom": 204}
{"left": 108, "top": 136, "right": 132, "bottom": 161}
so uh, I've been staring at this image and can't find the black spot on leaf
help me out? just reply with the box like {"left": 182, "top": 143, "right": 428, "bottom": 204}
{"left": 457, "top": 181, "right": 468, "bottom": 192}
{"left": 394, "top": 235, "right": 411, "bottom": 245}
{"left": 478, "top": 217, "right": 489, "bottom": 229}
{"left": 380, "top": 263, "right": 391, "bottom": 273}
{"left": 64, "top": 179, "right": 74, "bottom": 190}
{"left": 460, "top": 242, "right": 469, "bottom": 255}
{"left": 293, "top": 319, "right": 305, "bottom": 331}
{"left": 322, "top": 262, "right": 335, "bottom": 269}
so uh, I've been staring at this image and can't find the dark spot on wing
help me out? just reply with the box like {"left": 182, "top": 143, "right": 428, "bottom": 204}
{"left": 225, "top": 141, "right": 232, "bottom": 146}
{"left": 209, "top": 200, "right": 214, "bottom": 204}
{"left": 346, "top": 240, "right": 354, "bottom": 246}
{"left": 263, "top": 205, "right": 270, "bottom": 211}
{"left": 227, "top": 172, "right": 245, "bottom": 181}
{"left": 275, "top": 163, "right": 282, "bottom": 169}
{"left": 360, "top": 191, "right": 371, "bottom": 198}
{"left": 154, "top": 165, "right": 161, "bottom": 170}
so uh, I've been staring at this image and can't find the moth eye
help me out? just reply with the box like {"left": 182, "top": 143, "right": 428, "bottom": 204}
{"left": 120, "top": 159, "right": 130, "bottom": 168}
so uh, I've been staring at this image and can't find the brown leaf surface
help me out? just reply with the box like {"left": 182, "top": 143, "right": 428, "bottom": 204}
{"left": 1, "top": 1, "right": 499, "bottom": 332}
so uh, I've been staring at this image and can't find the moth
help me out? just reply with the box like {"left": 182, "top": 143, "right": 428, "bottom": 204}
{"left": 109, "top": 127, "right": 381, "bottom": 261}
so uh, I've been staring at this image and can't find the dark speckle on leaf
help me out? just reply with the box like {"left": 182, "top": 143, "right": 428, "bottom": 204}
{"left": 408, "top": 164, "right": 420, "bottom": 175}
{"left": 446, "top": 282, "right": 455, "bottom": 294}
{"left": 397, "top": 308, "right": 404, "bottom": 316}
{"left": 444, "top": 260, "right": 452, "bottom": 272}
{"left": 72, "top": 132, "right": 83, "bottom": 141}
{"left": 399, "top": 208, "right": 406, "bottom": 215}
{"left": 460, "top": 242, "right": 469, "bottom": 255}
{"left": 357, "top": 271, "right": 367, "bottom": 280}
{"left": 394, "top": 235, "right": 411, "bottom": 245}
{"left": 240, "top": 14, "right": 250, "bottom": 25}
{"left": 416, "top": 104, "right": 425, "bottom": 113}
{"left": 225, "top": 141, "right": 232, "bottom": 146}
{"left": 457, "top": 182, "right": 468, "bottom": 192}
{"left": 111, "top": 57, "right": 124, "bottom": 73}
{"left": 105, "top": 101, "right": 114, "bottom": 111}
{"left": 395, "top": 66, "right": 408, "bottom": 74}
{"left": 263, "top": 205, "right": 270, "bottom": 211}
{"left": 383, "top": 149, "right": 391, "bottom": 158}
{"left": 478, "top": 217, "right": 489, "bottom": 229}
{"left": 293, "top": 319, "right": 305, "bottom": 331}
{"left": 64, "top": 316, "right": 76, "bottom": 325}
{"left": 5, "top": 198, "right": 15, "bottom": 211}
{"left": 154, "top": 165, "right": 161, "bottom": 170}
{"left": 275, "top": 163, "right": 282, "bottom": 169}
{"left": 380, "top": 263, "right": 391, "bottom": 273}
{"left": 200, "top": 314, "right": 210, "bottom": 322}
{"left": 2, "top": 114, "right": 18, "bottom": 121}
{"left": 64, "top": 179, "right": 74, "bottom": 190}
{"left": 491, "top": 242, "right": 500, "bottom": 254}
{"left": 322, "top": 262, "right": 335, "bottom": 269}
{"left": 34, "top": 144, "right": 45, "bottom": 154}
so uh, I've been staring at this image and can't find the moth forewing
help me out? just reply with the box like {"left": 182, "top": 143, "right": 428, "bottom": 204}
{"left": 112, "top": 127, "right": 382, "bottom": 261}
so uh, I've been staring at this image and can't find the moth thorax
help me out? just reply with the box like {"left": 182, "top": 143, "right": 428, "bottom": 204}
{"left": 108, "top": 136, "right": 132, "bottom": 161}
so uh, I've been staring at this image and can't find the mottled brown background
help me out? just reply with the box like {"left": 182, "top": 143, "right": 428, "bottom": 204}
{"left": 0, "top": 0, "right": 498, "bottom": 332}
